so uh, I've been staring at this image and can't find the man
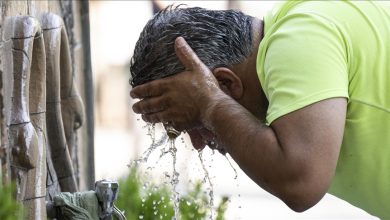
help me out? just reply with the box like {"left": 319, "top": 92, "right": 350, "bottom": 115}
{"left": 130, "top": 2, "right": 390, "bottom": 218}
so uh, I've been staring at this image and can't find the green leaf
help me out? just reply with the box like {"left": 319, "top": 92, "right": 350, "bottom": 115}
{"left": 116, "top": 167, "right": 228, "bottom": 220}
{"left": 0, "top": 182, "right": 24, "bottom": 220}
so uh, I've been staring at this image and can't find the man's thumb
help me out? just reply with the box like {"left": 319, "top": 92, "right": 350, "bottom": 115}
{"left": 175, "top": 37, "right": 203, "bottom": 70}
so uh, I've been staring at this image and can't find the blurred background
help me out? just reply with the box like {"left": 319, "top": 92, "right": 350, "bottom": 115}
{"left": 89, "top": 1, "right": 377, "bottom": 219}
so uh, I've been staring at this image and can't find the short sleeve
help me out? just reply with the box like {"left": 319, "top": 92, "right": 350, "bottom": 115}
{"left": 257, "top": 13, "right": 349, "bottom": 124}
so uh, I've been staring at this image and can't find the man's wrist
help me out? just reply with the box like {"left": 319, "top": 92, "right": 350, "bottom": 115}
{"left": 201, "top": 90, "right": 230, "bottom": 130}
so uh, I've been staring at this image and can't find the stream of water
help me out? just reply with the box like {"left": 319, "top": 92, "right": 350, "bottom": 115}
{"left": 130, "top": 122, "right": 238, "bottom": 219}
{"left": 198, "top": 151, "right": 214, "bottom": 220}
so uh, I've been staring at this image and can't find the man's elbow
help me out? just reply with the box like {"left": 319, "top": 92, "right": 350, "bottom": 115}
{"left": 278, "top": 179, "right": 328, "bottom": 212}
{"left": 283, "top": 195, "right": 320, "bottom": 213}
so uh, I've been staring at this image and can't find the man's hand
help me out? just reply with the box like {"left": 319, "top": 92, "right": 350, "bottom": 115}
{"left": 130, "top": 37, "right": 222, "bottom": 131}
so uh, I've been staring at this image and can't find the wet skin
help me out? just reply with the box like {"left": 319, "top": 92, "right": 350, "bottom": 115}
{"left": 131, "top": 31, "right": 347, "bottom": 212}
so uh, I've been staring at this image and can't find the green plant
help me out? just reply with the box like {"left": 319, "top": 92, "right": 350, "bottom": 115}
{"left": 215, "top": 196, "right": 229, "bottom": 220}
{"left": 116, "top": 168, "right": 228, "bottom": 220}
{"left": 140, "top": 184, "right": 174, "bottom": 219}
{"left": 0, "top": 182, "right": 23, "bottom": 220}
{"left": 178, "top": 182, "right": 208, "bottom": 220}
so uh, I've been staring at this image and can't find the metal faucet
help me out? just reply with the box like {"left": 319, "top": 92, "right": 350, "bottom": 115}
{"left": 95, "top": 179, "right": 119, "bottom": 220}
{"left": 164, "top": 123, "right": 181, "bottom": 139}
{"left": 46, "top": 179, "right": 126, "bottom": 220}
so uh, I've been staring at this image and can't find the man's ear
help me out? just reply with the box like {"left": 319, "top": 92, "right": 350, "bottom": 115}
{"left": 212, "top": 67, "right": 243, "bottom": 100}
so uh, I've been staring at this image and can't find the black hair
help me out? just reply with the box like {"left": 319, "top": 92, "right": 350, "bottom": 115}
{"left": 130, "top": 5, "right": 254, "bottom": 87}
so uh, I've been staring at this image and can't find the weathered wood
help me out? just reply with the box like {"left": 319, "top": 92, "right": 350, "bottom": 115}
{"left": 25, "top": 23, "right": 47, "bottom": 220}
{"left": 27, "top": 1, "right": 48, "bottom": 18}
{"left": 0, "top": 1, "right": 94, "bottom": 218}
{"left": 0, "top": 2, "right": 8, "bottom": 184}
{"left": 3, "top": 15, "right": 46, "bottom": 219}
{"left": 76, "top": 1, "right": 95, "bottom": 191}
{"left": 4, "top": 1, "right": 28, "bottom": 17}
{"left": 59, "top": 16, "right": 85, "bottom": 192}
{"left": 47, "top": 1, "right": 61, "bottom": 15}
{"left": 41, "top": 13, "right": 78, "bottom": 193}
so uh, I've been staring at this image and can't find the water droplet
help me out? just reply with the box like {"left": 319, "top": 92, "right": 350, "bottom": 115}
{"left": 130, "top": 122, "right": 224, "bottom": 220}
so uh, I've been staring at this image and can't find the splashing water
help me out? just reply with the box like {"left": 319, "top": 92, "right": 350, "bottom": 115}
{"left": 198, "top": 151, "right": 214, "bottom": 220}
{"left": 224, "top": 154, "right": 238, "bottom": 180}
{"left": 129, "top": 123, "right": 182, "bottom": 219}
{"left": 168, "top": 138, "right": 181, "bottom": 220}
{"left": 128, "top": 124, "right": 168, "bottom": 168}
{"left": 130, "top": 122, "right": 240, "bottom": 219}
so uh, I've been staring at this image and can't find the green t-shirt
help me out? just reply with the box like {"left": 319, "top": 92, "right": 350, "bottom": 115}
{"left": 256, "top": 1, "right": 390, "bottom": 218}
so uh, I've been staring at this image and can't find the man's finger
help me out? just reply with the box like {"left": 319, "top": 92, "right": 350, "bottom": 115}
{"left": 130, "top": 81, "right": 162, "bottom": 99}
{"left": 141, "top": 111, "right": 171, "bottom": 124}
{"left": 130, "top": 78, "right": 169, "bottom": 99}
{"left": 142, "top": 113, "right": 160, "bottom": 124}
{"left": 174, "top": 37, "right": 204, "bottom": 70}
{"left": 130, "top": 84, "right": 160, "bottom": 99}
{"left": 132, "top": 96, "right": 168, "bottom": 114}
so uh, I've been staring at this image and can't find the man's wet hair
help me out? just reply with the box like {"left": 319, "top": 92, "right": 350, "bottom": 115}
{"left": 130, "top": 5, "right": 254, "bottom": 87}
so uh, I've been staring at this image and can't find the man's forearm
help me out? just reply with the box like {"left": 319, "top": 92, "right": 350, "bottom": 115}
{"left": 203, "top": 92, "right": 324, "bottom": 211}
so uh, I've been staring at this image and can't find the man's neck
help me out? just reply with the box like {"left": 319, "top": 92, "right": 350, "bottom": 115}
{"left": 234, "top": 17, "right": 268, "bottom": 121}
{"left": 252, "top": 18, "right": 264, "bottom": 48}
